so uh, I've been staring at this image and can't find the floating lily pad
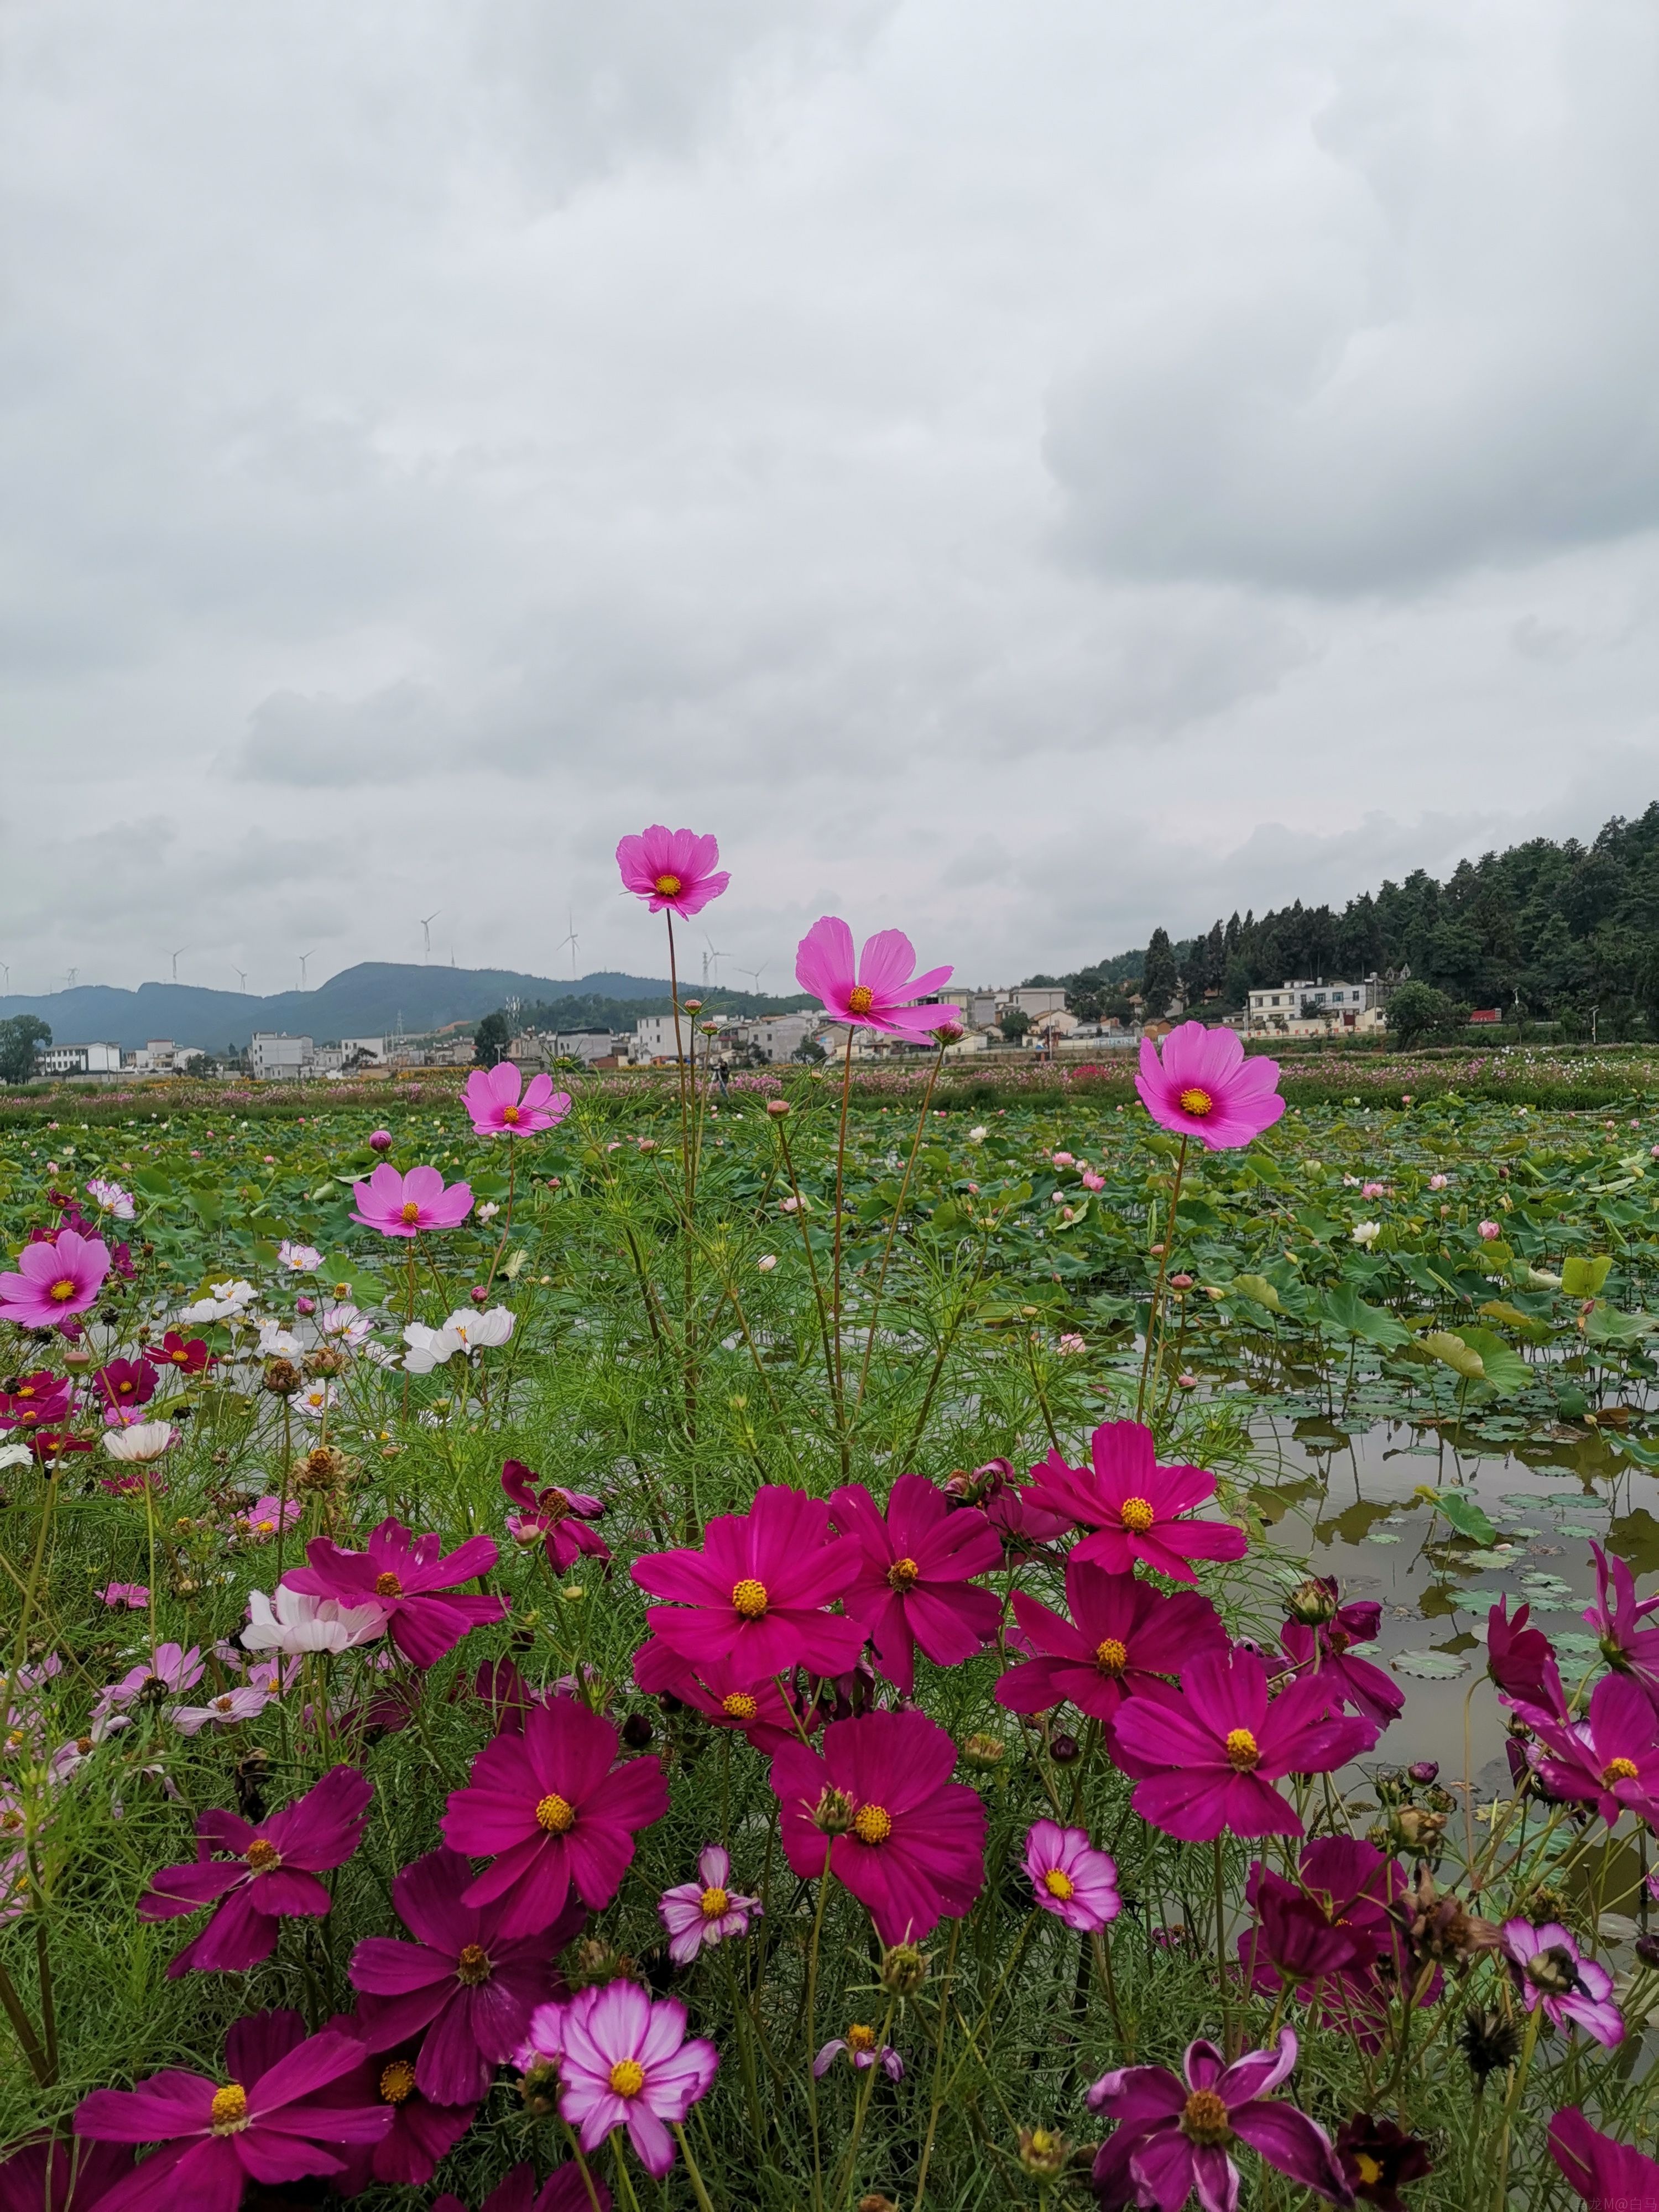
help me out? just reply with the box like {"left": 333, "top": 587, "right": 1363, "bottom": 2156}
{"left": 1390, "top": 1650, "right": 1471, "bottom": 1679}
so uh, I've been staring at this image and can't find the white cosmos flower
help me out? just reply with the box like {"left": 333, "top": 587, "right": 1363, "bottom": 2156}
{"left": 321, "top": 1303, "right": 371, "bottom": 1345}
{"left": 403, "top": 1308, "right": 514, "bottom": 1372}
{"left": 0, "top": 1444, "right": 34, "bottom": 1471}
{"left": 101, "top": 1423, "right": 176, "bottom": 1463}
{"left": 278, "top": 1242, "right": 321, "bottom": 1271}
{"left": 292, "top": 1380, "right": 337, "bottom": 1419}
{"left": 86, "top": 1177, "right": 135, "bottom": 1219}
{"left": 241, "top": 1586, "right": 387, "bottom": 1654}
{"left": 1351, "top": 1221, "right": 1382, "bottom": 1247}
{"left": 447, "top": 1306, "right": 514, "bottom": 1352}
{"left": 257, "top": 1321, "right": 302, "bottom": 1358}
{"left": 402, "top": 1320, "right": 463, "bottom": 1374}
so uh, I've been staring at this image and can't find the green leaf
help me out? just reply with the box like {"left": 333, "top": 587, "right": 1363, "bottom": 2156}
{"left": 1390, "top": 1650, "right": 1470, "bottom": 1679}
{"left": 1319, "top": 1284, "right": 1410, "bottom": 1348}
{"left": 1584, "top": 1302, "right": 1656, "bottom": 1347}
{"left": 1421, "top": 1331, "right": 1485, "bottom": 1381}
{"left": 1230, "top": 1274, "right": 1282, "bottom": 1314}
{"left": 1455, "top": 1326, "right": 1532, "bottom": 1396}
{"left": 1562, "top": 1254, "right": 1614, "bottom": 1297}
{"left": 1413, "top": 1487, "right": 1499, "bottom": 1546}
{"left": 131, "top": 1166, "right": 173, "bottom": 1197}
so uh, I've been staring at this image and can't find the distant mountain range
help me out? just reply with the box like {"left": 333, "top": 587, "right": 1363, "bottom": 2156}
{"left": 0, "top": 962, "right": 684, "bottom": 1052}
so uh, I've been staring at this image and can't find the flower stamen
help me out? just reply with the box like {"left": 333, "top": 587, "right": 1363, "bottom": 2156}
{"left": 535, "top": 1792, "right": 576, "bottom": 1834}
{"left": 731, "top": 1578, "right": 769, "bottom": 1619}
{"left": 1224, "top": 1728, "right": 1260, "bottom": 1772}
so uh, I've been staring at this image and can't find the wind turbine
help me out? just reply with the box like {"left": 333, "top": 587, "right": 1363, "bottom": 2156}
{"left": 740, "top": 963, "right": 768, "bottom": 998}
{"left": 65, "top": 967, "right": 77, "bottom": 989}
{"left": 298, "top": 950, "right": 317, "bottom": 989}
{"left": 0, "top": 961, "right": 10, "bottom": 992}
{"left": 233, "top": 967, "right": 248, "bottom": 993}
{"left": 557, "top": 910, "right": 580, "bottom": 982}
{"left": 168, "top": 946, "right": 189, "bottom": 983}
{"left": 419, "top": 911, "right": 441, "bottom": 962}
{"left": 702, "top": 934, "right": 729, "bottom": 989}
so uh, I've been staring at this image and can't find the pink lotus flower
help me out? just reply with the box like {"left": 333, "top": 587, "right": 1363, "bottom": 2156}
{"left": 771, "top": 1709, "right": 987, "bottom": 1944}
{"left": 349, "top": 1846, "right": 581, "bottom": 2105}
{"left": 1478, "top": 1218, "right": 1501, "bottom": 1240}
{"left": 828, "top": 1475, "right": 1001, "bottom": 1695}
{"left": 502, "top": 1460, "right": 610, "bottom": 1573}
{"left": 995, "top": 1558, "right": 1227, "bottom": 1725}
{"left": 73, "top": 2009, "right": 391, "bottom": 2212}
{"left": 442, "top": 1695, "right": 670, "bottom": 1938}
{"left": 814, "top": 2027, "right": 902, "bottom": 2080}
{"left": 1428, "top": 1171, "right": 1448, "bottom": 1190}
{"left": 320, "top": 2022, "right": 477, "bottom": 2192}
{"left": 283, "top": 1516, "right": 507, "bottom": 1667}
{"left": 1024, "top": 1820, "right": 1120, "bottom": 1933}
{"left": 1531, "top": 1673, "right": 1659, "bottom": 1827}
{"left": 1548, "top": 2108, "right": 1659, "bottom": 2207}
{"left": 434, "top": 2164, "right": 608, "bottom": 2212}
{"left": 550, "top": 1978, "right": 718, "bottom": 2178}
{"left": 349, "top": 1164, "right": 473, "bottom": 1239}
{"left": 1135, "top": 1022, "right": 1285, "bottom": 1151}
{"left": 462, "top": 1063, "right": 572, "bottom": 1138}
{"left": 1109, "top": 1646, "right": 1376, "bottom": 1843}
{"left": 138, "top": 1765, "right": 371, "bottom": 1976}
{"left": 1022, "top": 1422, "right": 1247, "bottom": 1584}
{"left": 659, "top": 1844, "right": 761, "bottom": 1964}
{"left": 1087, "top": 2031, "right": 1347, "bottom": 2211}
{"left": 0, "top": 1229, "right": 111, "bottom": 1329}
{"left": 630, "top": 1485, "right": 864, "bottom": 1678}
{"left": 1501, "top": 1920, "right": 1623, "bottom": 2047}
{"left": 615, "top": 825, "right": 730, "bottom": 919}
{"left": 795, "top": 916, "right": 959, "bottom": 1040}
{"left": 0, "top": 2135, "right": 133, "bottom": 2212}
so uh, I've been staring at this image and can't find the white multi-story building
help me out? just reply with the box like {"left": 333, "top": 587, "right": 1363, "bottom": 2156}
{"left": 39, "top": 1040, "right": 123, "bottom": 1076}
{"left": 249, "top": 1032, "right": 314, "bottom": 1078}
{"left": 720, "top": 1014, "right": 816, "bottom": 1063}
{"left": 1245, "top": 978, "right": 1386, "bottom": 1036}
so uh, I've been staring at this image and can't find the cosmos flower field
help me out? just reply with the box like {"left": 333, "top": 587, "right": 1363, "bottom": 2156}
{"left": 6, "top": 870, "right": 1659, "bottom": 2208}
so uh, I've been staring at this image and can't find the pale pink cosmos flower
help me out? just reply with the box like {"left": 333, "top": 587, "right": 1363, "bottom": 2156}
{"left": 462, "top": 1062, "right": 572, "bottom": 1138}
{"left": 1024, "top": 1820, "right": 1121, "bottom": 1934}
{"left": 552, "top": 1979, "right": 719, "bottom": 2178}
{"left": 86, "top": 1177, "right": 135, "bottom": 1219}
{"left": 95, "top": 1643, "right": 205, "bottom": 1719}
{"left": 169, "top": 1683, "right": 271, "bottom": 1735}
{"left": 241, "top": 1586, "right": 388, "bottom": 1655}
{"left": 98, "top": 1583, "right": 150, "bottom": 1609}
{"left": 239, "top": 1495, "right": 302, "bottom": 1542}
{"left": 814, "top": 2027, "right": 903, "bottom": 2081}
{"left": 615, "top": 826, "right": 731, "bottom": 919}
{"left": 278, "top": 1241, "right": 321, "bottom": 1271}
{"left": 350, "top": 1164, "right": 473, "bottom": 1240}
{"left": 658, "top": 1845, "right": 760, "bottom": 1964}
{"left": 795, "top": 917, "right": 959, "bottom": 1041}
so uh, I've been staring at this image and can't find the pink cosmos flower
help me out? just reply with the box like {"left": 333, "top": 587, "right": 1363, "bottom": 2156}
{"left": 631, "top": 1637, "right": 806, "bottom": 1752}
{"left": 98, "top": 1583, "right": 149, "bottom": 1610}
{"left": 320, "top": 2021, "right": 477, "bottom": 2192}
{"left": 0, "top": 2136, "right": 133, "bottom": 2212}
{"left": 1108, "top": 1646, "right": 1376, "bottom": 1843}
{"left": 551, "top": 1979, "right": 719, "bottom": 2178}
{"left": 349, "top": 1164, "right": 473, "bottom": 1239}
{"left": 1531, "top": 1673, "right": 1659, "bottom": 1827}
{"left": 1135, "top": 1022, "right": 1285, "bottom": 1151}
{"left": 0, "top": 1229, "right": 111, "bottom": 1329}
{"left": 138, "top": 1765, "right": 371, "bottom": 1976}
{"left": 795, "top": 917, "right": 959, "bottom": 1040}
{"left": 95, "top": 1643, "right": 205, "bottom": 1719}
{"left": 0, "top": 1369, "right": 72, "bottom": 1433}
{"left": 73, "top": 2009, "right": 391, "bottom": 2212}
{"left": 1087, "top": 2031, "right": 1347, "bottom": 2212}
{"left": 828, "top": 1475, "right": 1001, "bottom": 1695}
{"left": 771, "top": 1709, "right": 987, "bottom": 1944}
{"left": 283, "top": 1516, "right": 507, "bottom": 1667}
{"left": 168, "top": 1684, "right": 271, "bottom": 1735}
{"left": 1024, "top": 1820, "right": 1121, "bottom": 1934}
{"left": 1486, "top": 1597, "right": 1566, "bottom": 1723}
{"left": 658, "top": 1844, "right": 761, "bottom": 1964}
{"left": 462, "top": 1063, "right": 572, "bottom": 1139}
{"left": 615, "top": 825, "right": 731, "bottom": 919}
{"left": 1501, "top": 1921, "right": 1623, "bottom": 2047}
{"left": 239, "top": 1494, "right": 301, "bottom": 1542}
{"left": 995, "top": 1558, "right": 1227, "bottom": 1725}
{"left": 349, "top": 1846, "right": 581, "bottom": 2106}
{"left": 1022, "top": 1422, "right": 1248, "bottom": 1584}
{"left": 1582, "top": 1541, "right": 1659, "bottom": 1696}
{"left": 93, "top": 1358, "right": 156, "bottom": 1418}
{"left": 1237, "top": 1839, "right": 1417, "bottom": 2049}
{"left": 433, "top": 2164, "right": 608, "bottom": 2212}
{"left": 630, "top": 1485, "right": 864, "bottom": 1678}
{"left": 814, "top": 2028, "right": 902, "bottom": 2081}
{"left": 502, "top": 1459, "right": 610, "bottom": 1573}
{"left": 442, "top": 1696, "right": 670, "bottom": 1939}
{"left": 1548, "top": 2109, "right": 1659, "bottom": 2208}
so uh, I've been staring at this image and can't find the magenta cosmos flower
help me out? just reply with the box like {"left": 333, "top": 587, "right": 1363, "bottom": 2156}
{"left": 551, "top": 1979, "right": 718, "bottom": 2178}
{"left": 1022, "top": 1422, "right": 1247, "bottom": 1584}
{"left": 462, "top": 1063, "right": 572, "bottom": 1139}
{"left": 283, "top": 1516, "right": 507, "bottom": 1667}
{"left": 1501, "top": 1921, "right": 1623, "bottom": 2047}
{"left": 0, "top": 1229, "right": 111, "bottom": 1329}
{"left": 0, "top": 2136, "right": 132, "bottom": 2212}
{"left": 442, "top": 1695, "right": 670, "bottom": 1939}
{"left": 771, "top": 1709, "right": 987, "bottom": 1944}
{"left": 434, "top": 2164, "right": 607, "bottom": 2212}
{"left": 1276, "top": 1587, "right": 1404, "bottom": 1726}
{"left": 138, "top": 1764, "right": 370, "bottom": 1976}
{"left": 659, "top": 1844, "right": 761, "bottom": 1964}
{"left": 795, "top": 916, "right": 959, "bottom": 1040}
{"left": 996, "top": 1557, "right": 1227, "bottom": 1725}
{"left": 632, "top": 1636, "right": 805, "bottom": 1752}
{"left": 1583, "top": 1540, "right": 1659, "bottom": 1694}
{"left": 1549, "top": 2108, "right": 1659, "bottom": 2208}
{"left": 1109, "top": 1646, "right": 1376, "bottom": 1843}
{"left": 1238, "top": 1838, "right": 1416, "bottom": 2047}
{"left": 1135, "top": 1021, "right": 1285, "bottom": 1151}
{"left": 1532, "top": 1673, "right": 1659, "bottom": 1827}
{"left": 828, "top": 1475, "right": 1001, "bottom": 1694}
{"left": 615, "top": 825, "right": 730, "bottom": 919}
{"left": 319, "top": 2020, "right": 476, "bottom": 2192}
{"left": 502, "top": 1460, "right": 610, "bottom": 1572}
{"left": 74, "top": 2010, "right": 390, "bottom": 2212}
{"left": 349, "top": 1845, "right": 581, "bottom": 2105}
{"left": 1087, "top": 2031, "right": 1348, "bottom": 2212}
{"left": 630, "top": 1485, "right": 864, "bottom": 1678}
{"left": 349, "top": 1163, "right": 473, "bottom": 1239}
{"left": 1024, "top": 1820, "right": 1120, "bottom": 1934}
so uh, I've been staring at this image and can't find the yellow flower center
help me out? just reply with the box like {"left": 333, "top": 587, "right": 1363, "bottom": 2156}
{"left": 1224, "top": 1728, "right": 1260, "bottom": 1772}
{"left": 374, "top": 1572, "right": 403, "bottom": 1599}
{"left": 721, "top": 1691, "right": 759, "bottom": 1721}
{"left": 1094, "top": 1637, "right": 1129, "bottom": 1677}
{"left": 400, "top": 1201, "right": 421, "bottom": 1224}
{"left": 244, "top": 1838, "right": 281, "bottom": 1872}
{"left": 1042, "top": 1869, "right": 1075, "bottom": 1901}
{"left": 654, "top": 874, "right": 683, "bottom": 898}
{"left": 1118, "top": 1497, "right": 1156, "bottom": 1533}
{"left": 1603, "top": 1756, "right": 1641, "bottom": 1785}
{"left": 1178, "top": 1087, "right": 1214, "bottom": 1118}
{"left": 455, "top": 1943, "right": 492, "bottom": 1985}
{"left": 379, "top": 2059, "right": 418, "bottom": 2104}
{"left": 209, "top": 2083, "right": 248, "bottom": 2133}
{"left": 609, "top": 2058, "right": 646, "bottom": 2098}
{"left": 1181, "top": 2088, "right": 1230, "bottom": 2146}
{"left": 503, "top": 1104, "right": 520, "bottom": 1124}
{"left": 847, "top": 2023, "right": 878, "bottom": 2053}
{"left": 853, "top": 1803, "right": 893, "bottom": 1845}
{"left": 847, "top": 985, "right": 875, "bottom": 1016}
{"left": 536, "top": 1792, "right": 576, "bottom": 1834}
{"left": 700, "top": 1886, "right": 730, "bottom": 1919}
{"left": 50, "top": 1279, "right": 76, "bottom": 1301}
{"left": 731, "top": 1577, "right": 769, "bottom": 1619}
{"left": 888, "top": 1556, "right": 921, "bottom": 1591}
{"left": 1355, "top": 2153, "right": 1383, "bottom": 2187}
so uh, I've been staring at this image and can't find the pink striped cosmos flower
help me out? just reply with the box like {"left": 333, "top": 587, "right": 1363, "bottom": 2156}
{"left": 549, "top": 1979, "right": 718, "bottom": 2178}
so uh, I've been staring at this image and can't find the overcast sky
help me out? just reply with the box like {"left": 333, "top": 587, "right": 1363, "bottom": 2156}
{"left": 4, "top": 0, "right": 1658, "bottom": 999}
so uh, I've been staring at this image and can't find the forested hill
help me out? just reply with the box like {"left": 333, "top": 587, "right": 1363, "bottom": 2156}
{"left": 1041, "top": 802, "right": 1659, "bottom": 1024}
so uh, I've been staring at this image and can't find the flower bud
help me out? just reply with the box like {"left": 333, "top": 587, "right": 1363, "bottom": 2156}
{"left": 1018, "top": 2127, "right": 1068, "bottom": 2179}
{"left": 960, "top": 1733, "right": 1006, "bottom": 1771}
{"left": 879, "top": 1942, "right": 928, "bottom": 1995}
{"left": 518, "top": 2057, "right": 560, "bottom": 2116}
{"left": 1408, "top": 1760, "right": 1440, "bottom": 1786}
{"left": 1635, "top": 1933, "right": 1659, "bottom": 1970}
{"left": 766, "top": 1099, "right": 791, "bottom": 1117}
{"left": 812, "top": 1786, "right": 855, "bottom": 1835}
{"left": 1286, "top": 1578, "right": 1339, "bottom": 1627}
{"left": 621, "top": 1713, "right": 654, "bottom": 1750}
{"left": 368, "top": 1129, "right": 393, "bottom": 1152}
{"left": 262, "top": 1358, "right": 302, "bottom": 1396}
{"left": 1049, "top": 1731, "right": 1080, "bottom": 1766}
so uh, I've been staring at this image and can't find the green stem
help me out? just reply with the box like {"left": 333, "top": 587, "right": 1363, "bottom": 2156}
{"left": 853, "top": 1043, "right": 944, "bottom": 1415}
{"left": 1136, "top": 1134, "right": 1189, "bottom": 1422}
{"left": 910, "top": 1920, "right": 961, "bottom": 2211}
{"left": 672, "top": 2123, "right": 719, "bottom": 2212}
{"left": 829, "top": 1026, "right": 855, "bottom": 1459}
{"left": 805, "top": 1864, "right": 833, "bottom": 2212}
